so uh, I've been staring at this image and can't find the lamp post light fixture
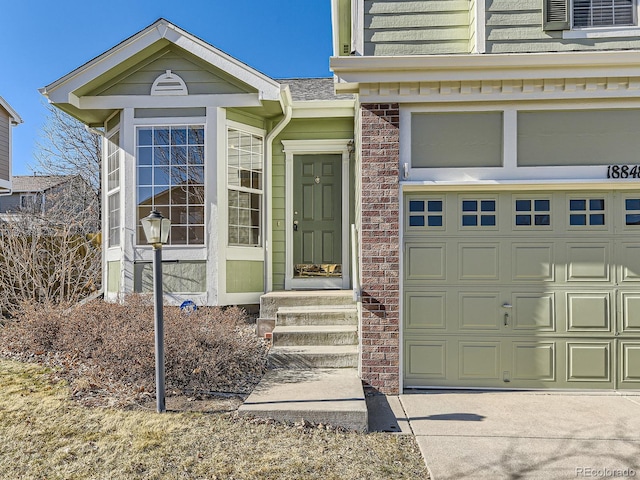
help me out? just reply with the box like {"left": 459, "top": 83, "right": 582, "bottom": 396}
{"left": 141, "top": 209, "right": 171, "bottom": 413}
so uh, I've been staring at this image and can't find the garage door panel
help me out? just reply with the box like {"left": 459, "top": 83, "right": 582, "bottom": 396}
{"left": 621, "top": 292, "right": 640, "bottom": 333}
{"left": 565, "top": 243, "right": 611, "bottom": 282}
{"left": 405, "top": 243, "right": 446, "bottom": 281}
{"left": 567, "top": 342, "right": 612, "bottom": 383}
{"left": 511, "top": 243, "right": 555, "bottom": 282}
{"left": 405, "top": 291, "right": 446, "bottom": 330}
{"left": 405, "top": 340, "right": 447, "bottom": 379}
{"left": 512, "top": 293, "right": 556, "bottom": 331}
{"left": 460, "top": 293, "right": 501, "bottom": 330}
{"left": 511, "top": 342, "right": 556, "bottom": 381}
{"left": 458, "top": 243, "right": 500, "bottom": 281}
{"left": 618, "top": 243, "right": 640, "bottom": 282}
{"left": 619, "top": 341, "right": 640, "bottom": 385}
{"left": 459, "top": 341, "right": 501, "bottom": 380}
{"left": 566, "top": 292, "right": 611, "bottom": 333}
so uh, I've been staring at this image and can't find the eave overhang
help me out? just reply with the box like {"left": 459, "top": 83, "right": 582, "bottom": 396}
{"left": 291, "top": 99, "right": 355, "bottom": 119}
{"left": 330, "top": 50, "right": 640, "bottom": 103}
{"left": 40, "top": 19, "right": 283, "bottom": 125}
{"left": 0, "top": 96, "right": 23, "bottom": 125}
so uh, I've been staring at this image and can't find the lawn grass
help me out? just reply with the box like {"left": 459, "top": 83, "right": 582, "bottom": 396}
{"left": 0, "top": 359, "right": 429, "bottom": 479}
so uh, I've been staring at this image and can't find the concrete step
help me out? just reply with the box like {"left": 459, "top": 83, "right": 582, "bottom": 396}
{"left": 260, "top": 290, "right": 355, "bottom": 320}
{"left": 272, "top": 325, "right": 358, "bottom": 347}
{"left": 268, "top": 345, "right": 358, "bottom": 369}
{"left": 238, "top": 368, "right": 368, "bottom": 432}
{"left": 276, "top": 305, "right": 358, "bottom": 327}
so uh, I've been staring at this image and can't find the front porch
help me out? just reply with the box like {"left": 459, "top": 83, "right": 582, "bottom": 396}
{"left": 239, "top": 290, "right": 367, "bottom": 431}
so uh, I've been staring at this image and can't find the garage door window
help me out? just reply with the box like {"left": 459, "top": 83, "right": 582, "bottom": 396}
{"left": 569, "top": 198, "right": 605, "bottom": 226}
{"left": 625, "top": 198, "right": 640, "bottom": 225}
{"left": 461, "top": 199, "right": 496, "bottom": 227}
{"left": 515, "top": 198, "right": 551, "bottom": 227}
{"left": 408, "top": 199, "right": 444, "bottom": 228}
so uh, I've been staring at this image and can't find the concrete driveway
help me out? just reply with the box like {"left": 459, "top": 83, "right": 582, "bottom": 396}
{"left": 368, "top": 391, "right": 640, "bottom": 479}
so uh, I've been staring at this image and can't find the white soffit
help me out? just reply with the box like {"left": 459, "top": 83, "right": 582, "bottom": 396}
{"left": 0, "top": 96, "right": 23, "bottom": 124}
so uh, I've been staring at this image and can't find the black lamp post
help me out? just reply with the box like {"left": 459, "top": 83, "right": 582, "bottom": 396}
{"left": 140, "top": 209, "right": 171, "bottom": 413}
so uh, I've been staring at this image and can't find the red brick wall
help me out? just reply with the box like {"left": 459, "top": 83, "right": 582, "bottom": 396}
{"left": 360, "top": 103, "right": 400, "bottom": 394}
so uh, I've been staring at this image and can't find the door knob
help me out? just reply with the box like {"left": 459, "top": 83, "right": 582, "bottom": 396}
{"left": 293, "top": 220, "right": 298, "bottom": 231}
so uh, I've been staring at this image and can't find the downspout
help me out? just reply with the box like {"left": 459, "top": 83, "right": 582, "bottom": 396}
{"left": 264, "top": 86, "right": 293, "bottom": 293}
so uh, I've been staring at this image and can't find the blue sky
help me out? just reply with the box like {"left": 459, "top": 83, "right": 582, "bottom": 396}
{"left": 0, "top": 0, "right": 334, "bottom": 176}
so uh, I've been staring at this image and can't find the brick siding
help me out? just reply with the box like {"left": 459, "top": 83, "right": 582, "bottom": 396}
{"left": 360, "top": 103, "right": 400, "bottom": 394}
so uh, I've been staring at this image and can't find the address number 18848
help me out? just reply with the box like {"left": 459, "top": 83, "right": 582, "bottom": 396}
{"left": 607, "top": 165, "right": 640, "bottom": 179}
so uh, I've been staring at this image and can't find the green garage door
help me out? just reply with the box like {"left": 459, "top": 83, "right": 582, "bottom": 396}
{"left": 403, "top": 190, "right": 640, "bottom": 389}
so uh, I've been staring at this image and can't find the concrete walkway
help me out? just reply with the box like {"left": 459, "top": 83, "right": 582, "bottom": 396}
{"left": 369, "top": 391, "right": 640, "bottom": 479}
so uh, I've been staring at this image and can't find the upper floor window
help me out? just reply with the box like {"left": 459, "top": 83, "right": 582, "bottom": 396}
{"left": 136, "top": 125, "right": 205, "bottom": 246}
{"left": 574, "top": 0, "right": 635, "bottom": 27}
{"left": 544, "top": 0, "right": 636, "bottom": 30}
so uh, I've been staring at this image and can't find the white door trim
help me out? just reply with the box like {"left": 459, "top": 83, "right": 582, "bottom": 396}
{"left": 282, "top": 139, "right": 352, "bottom": 290}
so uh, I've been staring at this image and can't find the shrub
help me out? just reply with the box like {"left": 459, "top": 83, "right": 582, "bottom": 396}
{"left": 0, "top": 295, "right": 268, "bottom": 405}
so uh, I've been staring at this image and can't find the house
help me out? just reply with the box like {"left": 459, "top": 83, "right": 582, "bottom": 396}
{"left": 0, "top": 175, "right": 88, "bottom": 216}
{"left": 0, "top": 96, "right": 22, "bottom": 193}
{"left": 330, "top": 0, "right": 640, "bottom": 393}
{"left": 42, "top": 3, "right": 640, "bottom": 398}
{"left": 40, "top": 19, "right": 356, "bottom": 307}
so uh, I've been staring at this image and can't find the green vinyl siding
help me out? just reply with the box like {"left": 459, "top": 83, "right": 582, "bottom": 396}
{"left": 134, "top": 261, "right": 206, "bottom": 293}
{"left": 518, "top": 110, "right": 640, "bottom": 167}
{"left": 226, "top": 260, "right": 264, "bottom": 293}
{"left": 486, "top": 0, "right": 640, "bottom": 53}
{"left": 89, "top": 47, "right": 252, "bottom": 97}
{"left": 226, "top": 110, "right": 266, "bottom": 130}
{"left": 107, "top": 261, "right": 121, "bottom": 294}
{"left": 271, "top": 118, "right": 355, "bottom": 291}
{"left": 364, "top": 0, "right": 473, "bottom": 55}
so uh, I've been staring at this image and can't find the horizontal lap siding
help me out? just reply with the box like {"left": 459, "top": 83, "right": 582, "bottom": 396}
{"left": 486, "top": 0, "right": 640, "bottom": 53}
{"left": 365, "top": 0, "right": 472, "bottom": 55}
{"left": 271, "top": 118, "right": 354, "bottom": 291}
{"left": 0, "top": 111, "right": 9, "bottom": 182}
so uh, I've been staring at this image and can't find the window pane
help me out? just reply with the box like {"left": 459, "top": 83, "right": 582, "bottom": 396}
{"left": 154, "top": 127, "right": 170, "bottom": 146}
{"left": 138, "top": 146, "right": 152, "bottom": 166}
{"left": 188, "top": 127, "right": 204, "bottom": 145}
{"left": 188, "top": 145, "right": 204, "bottom": 165}
{"left": 590, "top": 213, "right": 605, "bottom": 225}
{"left": 481, "top": 215, "right": 496, "bottom": 226}
{"left": 173, "top": 146, "right": 187, "bottom": 165}
{"left": 428, "top": 200, "right": 443, "bottom": 212}
{"left": 171, "top": 127, "right": 187, "bottom": 145}
{"left": 462, "top": 200, "right": 477, "bottom": 212}
{"left": 154, "top": 147, "right": 170, "bottom": 166}
{"left": 626, "top": 214, "right": 640, "bottom": 225}
{"left": 570, "top": 199, "right": 586, "bottom": 211}
{"left": 188, "top": 226, "right": 204, "bottom": 244}
{"left": 570, "top": 214, "right": 587, "bottom": 225}
{"left": 428, "top": 216, "right": 443, "bottom": 227}
{"left": 626, "top": 199, "right": 640, "bottom": 210}
{"left": 516, "top": 215, "right": 532, "bottom": 226}
{"left": 138, "top": 187, "right": 153, "bottom": 204}
{"left": 462, "top": 215, "right": 477, "bottom": 226}
{"left": 171, "top": 226, "right": 188, "bottom": 245}
{"left": 516, "top": 200, "right": 531, "bottom": 212}
{"left": 535, "top": 215, "right": 551, "bottom": 226}
{"left": 481, "top": 200, "right": 495, "bottom": 212}
{"left": 138, "top": 128, "right": 152, "bottom": 146}
{"left": 535, "top": 199, "right": 550, "bottom": 211}
{"left": 409, "top": 215, "right": 425, "bottom": 227}
{"left": 590, "top": 199, "right": 605, "bottom": 211}
{"left": 154, "top": 166, "right": 170, "bottom": 186}
{"left": 409, "top": 200, "right": 425, "bottom": 214}
{"left": 138, "top": 167, "right": 153, "bottom": 186}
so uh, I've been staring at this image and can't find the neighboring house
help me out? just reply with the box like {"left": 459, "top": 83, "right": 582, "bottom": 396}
{"left": 0, "top": 97, "right": 22, "bottom": 193}
{"left": 42, "top": 4, "right": 640, "bottom": 398}
{"left": 0, "top": 175, "right": 93, "bottom": 220}
{"left": 330, "top": 0, "right": 640, "bottom": 393}
{"left": 40, "top": 19, "right": 356, "bottom": 306}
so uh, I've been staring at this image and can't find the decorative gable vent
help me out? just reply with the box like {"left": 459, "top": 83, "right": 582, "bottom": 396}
{"left": 150, "top": 70, "right": 188, "bottom": 96}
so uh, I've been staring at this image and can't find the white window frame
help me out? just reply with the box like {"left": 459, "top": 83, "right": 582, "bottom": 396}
{"left": 226, "top": 122, "right": 264, "bottom": 248}
{"left": 134, "top": 123, "right": 206, "bottom": 247}
{"left": 564, "top": 0, "right": 640, "bottom": 38}
{"left": 106, "top": 129, "right": 121, "bottom": 248}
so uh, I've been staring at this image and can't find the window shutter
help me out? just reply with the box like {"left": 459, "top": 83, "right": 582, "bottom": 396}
{"left": 543, "top": 0, "right": 570, "bottom": 30}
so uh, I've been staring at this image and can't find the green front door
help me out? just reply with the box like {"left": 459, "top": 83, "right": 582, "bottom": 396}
{"left": 293, "top": 154, "right": 342, "bottom": 280}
